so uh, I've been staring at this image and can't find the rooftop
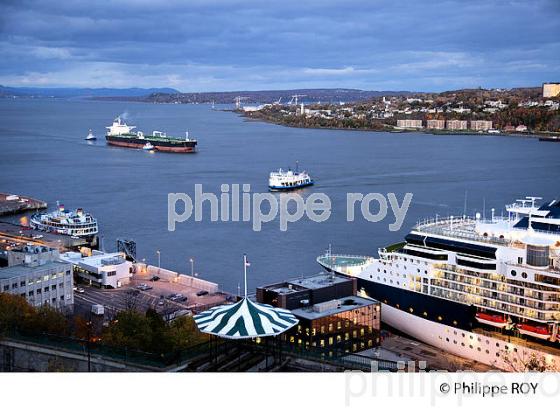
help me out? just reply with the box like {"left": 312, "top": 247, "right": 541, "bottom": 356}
{"left": 0, "top": 260, "right": 70, "bottom": 280}
{"left": 260, "top": 272, "right": 352, "bottom": 294}
{"left": 60, "top": 251, "right": 127, "bottom": 267}
{"left": 291, "top": 296, "right": 378, "bottom": 320}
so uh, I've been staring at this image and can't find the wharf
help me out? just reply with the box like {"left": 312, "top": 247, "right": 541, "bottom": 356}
{"left": 0, "top": 193, "right": 47, "bottom": 216}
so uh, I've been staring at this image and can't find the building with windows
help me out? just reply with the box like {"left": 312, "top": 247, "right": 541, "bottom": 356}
{"left": 256, "top": 272, "right": 381, "bottom": 353}
{"left": 0, "top": 246, "right": 73, "bottom": 311}
{"left": 396, "top": 119, "right": 423, "bottom": 128}
{"left": 60, "top": 250, "right": 132, "bottom": 288}
{"left": 426, "top": 119, "right": 445, "bottom": 130}
{"left": 289, "top": 296, "right": 380, "bottom": 353}
{"left": 470, "top": 120, "right": 493, "bottom": 131}
{"left": 543, "top": 83, "right": 560, "bottom": 98}
{"left": 446, "top": 120, "right": 468, "bottom": 130}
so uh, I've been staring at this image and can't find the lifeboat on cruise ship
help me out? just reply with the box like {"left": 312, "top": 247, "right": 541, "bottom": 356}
{"left": 475, "top": 312, "right": 508, "bottom": 328}
{"left": 517, "top": 323, "right": 551, "bottom": 340}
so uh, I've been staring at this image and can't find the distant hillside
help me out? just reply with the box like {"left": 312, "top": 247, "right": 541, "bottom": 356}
{"left": 101, "top": 88, "right": 415, "bottom": 104}
{"left": 0, "top": 86, "right": 180, "bottom": 98}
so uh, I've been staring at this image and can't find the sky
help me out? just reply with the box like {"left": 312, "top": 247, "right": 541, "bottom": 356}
{"left": 0, "top": 0, "right": 559, "bottom": 92}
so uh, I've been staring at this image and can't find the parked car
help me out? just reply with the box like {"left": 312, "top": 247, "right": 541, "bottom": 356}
{"left": 196, "top": 290, "right": 209, "bottom": 297}
{"left": 136, "top": 283, "right": 153, "bottom": 291}
{"left": 149, "top": 275, "right": 160, "bottom": 282}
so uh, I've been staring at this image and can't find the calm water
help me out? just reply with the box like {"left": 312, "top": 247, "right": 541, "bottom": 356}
{"left": 1, "top": 99, "right": 559, "bottom": 292}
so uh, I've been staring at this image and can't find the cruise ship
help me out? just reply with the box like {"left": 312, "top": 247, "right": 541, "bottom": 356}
{"left": 317, "top": 197, "right": 560, "bottom": 371}
{"left": 269, "top": 165, "right": 314, "bottom": 191}
{"left": 30, "top": 203, "right": 98, "bottom": 238}
{"left": 105, "top": 116, "right": 197, "bottom": 153}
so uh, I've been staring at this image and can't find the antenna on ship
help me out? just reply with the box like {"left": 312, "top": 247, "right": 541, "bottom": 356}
{"left": 463, "top": 190, "right": 468, "bottom": 217}
{"left": 296, "top": 160, "right": 299, "bottom": 173}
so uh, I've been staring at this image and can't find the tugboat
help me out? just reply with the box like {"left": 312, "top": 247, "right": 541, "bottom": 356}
{"left": 85, "top": 129, "right": 96, "bottom": 141}
{"left": 105, "top": 116, "right": 197, "bottom": 153}
{"left": 268, "top": 162, "right": 314, "bottom": 191}
{"left": 142, "top": 142, "right": 155, "bottom": 151}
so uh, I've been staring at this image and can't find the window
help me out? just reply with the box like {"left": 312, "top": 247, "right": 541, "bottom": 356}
{"left": 3, "top": 285, "right": 9, "bottom": 291}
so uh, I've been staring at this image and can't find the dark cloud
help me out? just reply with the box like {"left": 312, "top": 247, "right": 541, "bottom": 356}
{"left": 0, "top": 0, "right": 558, "bottom": 90}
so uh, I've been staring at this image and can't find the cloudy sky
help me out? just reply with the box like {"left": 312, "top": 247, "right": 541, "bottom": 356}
{"left": 0, "top": 0, "right": 559, "bottom": 92}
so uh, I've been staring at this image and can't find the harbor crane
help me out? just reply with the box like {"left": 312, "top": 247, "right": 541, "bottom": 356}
{"left": 288, "top": 94, "right": 306, "bottom": 105}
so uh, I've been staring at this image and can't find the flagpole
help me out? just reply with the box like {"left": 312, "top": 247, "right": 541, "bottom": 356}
{"left": 243, "top": 254, "right": 248, "bottom": 298}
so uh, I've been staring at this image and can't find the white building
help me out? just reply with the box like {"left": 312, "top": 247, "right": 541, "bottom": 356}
{"left": 396, "top": 119, "right": 423, "bottom": 128}
{"left": 471, "top": 120, "right": 493, "bottom": 131}
{"left": 60, "top": 251, "right": 132, "bottom": 289}
{"left": 0, "top": 246, "right": 74, "bottom": 311}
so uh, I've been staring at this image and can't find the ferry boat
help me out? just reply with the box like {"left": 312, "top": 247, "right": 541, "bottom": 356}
{"left": 318, "top": 196, "right": 560, "bottom": 371}
{"left": 85, "top": 129, "right": 96, "bottom": 141}
{"left": 105, "top": 116, "right": 197, "bottom": 153}
{"left": 30, "top": 203, "right": 98, "bottom": 238}
{"left": 269, "top": 164, "right": 314, "bottom": 191}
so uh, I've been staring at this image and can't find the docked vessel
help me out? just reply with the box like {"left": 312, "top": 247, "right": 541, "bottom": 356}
{"left": 105, "top": 116, "right": 197, "bottom": 153}
{"left": 30, "top": 203, "right": 98, "bottom": 238}
{"left": 142, "top": 142, "right": 155, "bottom": 151}
{"left": 269, "top": 164, "right": 314, "bottom": 191}
{"left": 318, "top": 196, "right": 560, "bottom": 371}
{"left": 539, "top": 136, "right": 560, "bottom": 142}
{"left": 85, "top": 129, "right": 96, "bottom": 141}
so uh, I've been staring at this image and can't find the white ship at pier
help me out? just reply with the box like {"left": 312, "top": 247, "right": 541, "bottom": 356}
{"left": 318, "top": 197, "right": 560, "bottom": 371}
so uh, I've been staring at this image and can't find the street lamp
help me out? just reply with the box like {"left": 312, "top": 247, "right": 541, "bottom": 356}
{"left": 189, "top": 257, "right": 194, "bottom": 277}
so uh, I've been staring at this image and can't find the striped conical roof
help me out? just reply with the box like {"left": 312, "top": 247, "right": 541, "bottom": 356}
{"left": 194, "top": 298, "right": 298, "bottom": 339}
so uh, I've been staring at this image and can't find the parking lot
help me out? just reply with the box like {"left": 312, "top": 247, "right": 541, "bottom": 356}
{"left": 74, "top": 268, "right": 231, "bottom": 319}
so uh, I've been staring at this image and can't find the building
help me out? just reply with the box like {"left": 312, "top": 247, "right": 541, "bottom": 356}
{"left": 543, "top": 83, "right": 560, "bottom": 98}
{"left": 257, "top": 272, "right": 381, "bottom": 353}
{"left": 446, "top": 120, "right": 468, "bottom": 130}
{"left": 426, "top": 119, "right": 445, "bottom": 130}
{"left": 257, "top": 272, "right": 357, "bottom": 310}
{"left": 396, "top": 119, "right": 423, "bottom": 128}
{"left": 60, "top": 250, "right": 132, "bottom": 288}
{"left": 0, "top": 245, "right": 73, "bottom": 310}
{"left": 470, "top": 120, "right": 493, "bottom": 131}
{"left": 289, "top": 296, "right": 380, "bottom": 353}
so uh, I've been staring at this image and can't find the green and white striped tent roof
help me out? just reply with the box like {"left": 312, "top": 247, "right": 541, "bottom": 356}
{"left": 194, "top": 298, "right": 299, "bottom": 339}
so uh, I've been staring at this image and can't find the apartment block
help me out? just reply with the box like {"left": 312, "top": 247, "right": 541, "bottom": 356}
{"left": 446, "top": 120, "right": 468, "bottom": 130}
{"left": 426, "top": 119, "right": 445, "bottom": 129}
{"left": 470, "top": 120, "right": 493, "bottom": 131}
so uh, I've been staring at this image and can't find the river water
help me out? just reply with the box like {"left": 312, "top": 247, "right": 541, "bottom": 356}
{"left": 1, "top": 99, "right": 558, "bottom": 292}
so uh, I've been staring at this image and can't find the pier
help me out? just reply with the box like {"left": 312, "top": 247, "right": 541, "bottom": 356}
{"left": 0, "top": 193, "right": 47, "bottom": 216}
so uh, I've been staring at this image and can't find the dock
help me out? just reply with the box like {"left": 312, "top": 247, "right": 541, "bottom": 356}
{"left": 0, "top": 193, "right": 47, "bottom": 216}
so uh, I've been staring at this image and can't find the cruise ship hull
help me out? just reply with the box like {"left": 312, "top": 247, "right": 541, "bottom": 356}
{"left": 357, "top": 278, "right": 560, "bottom": 371}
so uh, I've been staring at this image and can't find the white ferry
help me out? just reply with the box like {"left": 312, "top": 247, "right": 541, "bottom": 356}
{"left": 318, "top": 196, "right": 560, "bottom": 371}
{"left": 269, "top": 164, "right": 314, "bottom": 191}
{"left": 30, "top": 203, "right": 99, "bottom": 238}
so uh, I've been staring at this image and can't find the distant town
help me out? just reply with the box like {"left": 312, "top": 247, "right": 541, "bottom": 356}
{"left": 238, "top": 83, "right": 560, "bottom": 135}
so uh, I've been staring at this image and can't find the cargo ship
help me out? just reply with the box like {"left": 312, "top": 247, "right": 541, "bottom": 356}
{"left": 105, "top": 116, "right": 197, "bottom": 153}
